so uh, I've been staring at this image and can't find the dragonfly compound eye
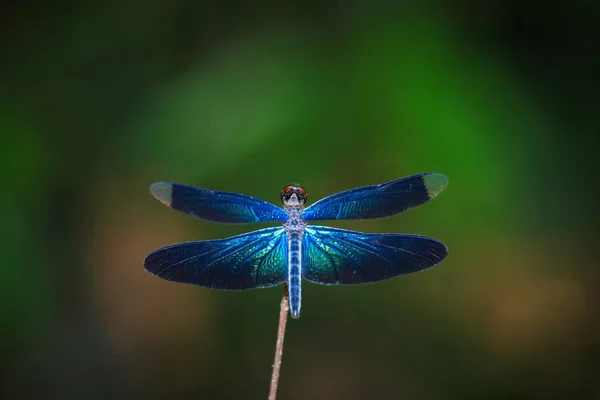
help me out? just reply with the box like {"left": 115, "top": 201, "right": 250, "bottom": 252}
{"left": 280, "top": 184, "right": 307, "bottom": 205}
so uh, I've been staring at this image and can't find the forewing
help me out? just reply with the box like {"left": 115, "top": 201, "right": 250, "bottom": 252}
{"left": 144, "top": 227, "right": 287, "bottom": 290}
{"left": 151, "top": 182, "right": 287, "bottom": 223}
{"left": 302, "top": 226, "right": 447, "bottom": 285}
{"left": 302, "top": 173, "right": 448, "bottom": 221}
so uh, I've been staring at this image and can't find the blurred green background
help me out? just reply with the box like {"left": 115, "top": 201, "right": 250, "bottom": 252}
{"left": 2, "top": 1, "right": 599, "bottom": 399}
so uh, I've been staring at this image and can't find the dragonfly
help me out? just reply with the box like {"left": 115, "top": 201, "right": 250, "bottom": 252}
{"left": 144, "top": 173, "right": 449, "bottom": 318}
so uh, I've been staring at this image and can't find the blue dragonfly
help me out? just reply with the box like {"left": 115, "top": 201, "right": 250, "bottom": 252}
{"left": 144, "top": 173, "right": 448, "bottom": 318}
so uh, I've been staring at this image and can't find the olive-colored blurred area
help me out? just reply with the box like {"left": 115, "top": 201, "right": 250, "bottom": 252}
{"left": 2, "top": 1, "right": 599, "bottom": 399}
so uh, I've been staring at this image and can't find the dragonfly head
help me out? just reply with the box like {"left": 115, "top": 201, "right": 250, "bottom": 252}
{"left": 280, "top": 184, "right": 307, "bottom": 206}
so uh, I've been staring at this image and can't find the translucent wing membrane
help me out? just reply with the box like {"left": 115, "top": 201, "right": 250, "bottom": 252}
{"left": 302, "top": 173, "right": 448, "bottom": 221}
{"left": 144, "top": 227, "right": 287, "bottom": 290}
{"left": 151, "top": 182, "right": 287, "bottom": 223}
{"left": 302, "top": 226, "right": 448, "bottom": 285}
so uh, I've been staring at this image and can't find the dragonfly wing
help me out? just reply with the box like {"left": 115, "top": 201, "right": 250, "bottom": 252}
{"left": 302, "top": 226, "right": 447, "bottom": 285}
{"left": 144, "top": 227, "right": 287, "bottom": 290}
{"left": 151, "top": 182, "right": 287, "bottom": 223}
{"left": 302, "top": 173, "right": 447, "bottom": 221}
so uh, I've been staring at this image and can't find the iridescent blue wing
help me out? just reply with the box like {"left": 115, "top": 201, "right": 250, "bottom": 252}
{"left": 302, "top": 226, "right": 447, "bottom": 285}
{"left": 302, "top": 173, "right": 448, "bottom": 221}
{"left": 144, "top": 227, "right": 287, "bottom": 290}
{"left": 150, "top": 182, "right": 287, "bottom": 223}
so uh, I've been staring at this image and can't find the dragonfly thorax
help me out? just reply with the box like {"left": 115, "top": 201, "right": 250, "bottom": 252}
{"left": 283, "top": 206, "right": 306, "bottom": 233}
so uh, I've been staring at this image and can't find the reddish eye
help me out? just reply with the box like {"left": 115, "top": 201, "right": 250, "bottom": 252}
{"left": 280, "top": 185, "right": 295, "bottom": 200}
{"left": 280, "top": 184, "right": 308, "bottom": 204}
{"left": 296, "top": 186, "right": 308, "bottom": 203}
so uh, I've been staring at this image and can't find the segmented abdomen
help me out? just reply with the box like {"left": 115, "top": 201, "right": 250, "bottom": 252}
{"left": 287, "top": 232, "right": 302, "bottom": 318}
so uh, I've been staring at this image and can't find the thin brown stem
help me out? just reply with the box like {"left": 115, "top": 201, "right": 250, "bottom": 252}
{"left": 268, "top": 283, "right": 289, "bottom": 400}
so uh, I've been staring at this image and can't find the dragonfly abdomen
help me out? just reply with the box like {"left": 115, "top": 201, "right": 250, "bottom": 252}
{"left": 287, "top": 231, "right": 302, "bottom": 318}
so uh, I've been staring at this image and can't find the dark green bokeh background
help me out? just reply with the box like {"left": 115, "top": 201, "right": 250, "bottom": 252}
{"left": 2, "top": 2, "right": 599, "bottom": 399}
